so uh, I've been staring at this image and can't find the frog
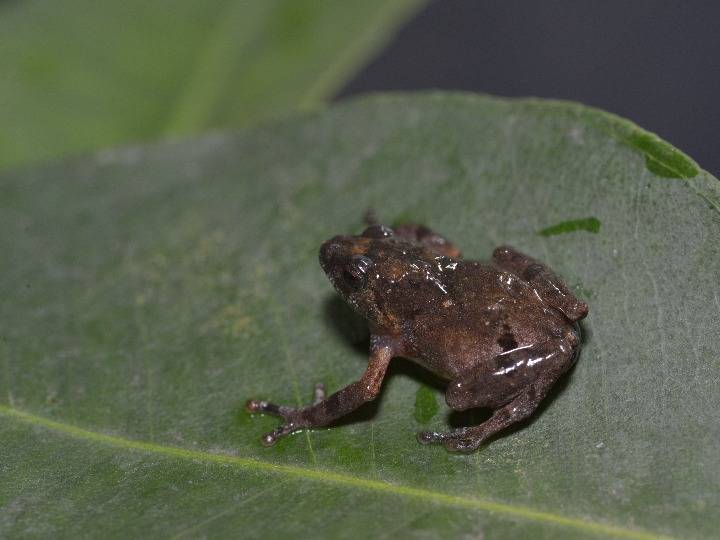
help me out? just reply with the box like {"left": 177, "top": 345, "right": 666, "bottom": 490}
{"left": 246, "top": 220, "right": 588, "bottom": 452}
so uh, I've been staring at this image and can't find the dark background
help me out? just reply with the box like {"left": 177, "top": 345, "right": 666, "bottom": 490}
{"left": 338, "top": 0, "right": 720, "bottom": 175}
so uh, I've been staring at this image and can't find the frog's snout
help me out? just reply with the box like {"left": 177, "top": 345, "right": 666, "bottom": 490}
{"left": 320, "top": 235, "right": 355, "bottom": 278}
{"left": 319, "top": 236, "right": 345, "bottom": 269}
{"left": 320, "top": 236, "right": 341, "bottom": 257}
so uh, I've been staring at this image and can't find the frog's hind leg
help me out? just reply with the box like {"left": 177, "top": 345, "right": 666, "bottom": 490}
{"left": 418, "top": 336, "right": 578, "bottom": 452}
{"left": 492, "top": 245, "right": 588, "bottom": 321}
{"left": 362, "top": 210, "right": 461, "bottom": 257}
{"left": 392, "top": 223, "right": 461, "bottom": 258}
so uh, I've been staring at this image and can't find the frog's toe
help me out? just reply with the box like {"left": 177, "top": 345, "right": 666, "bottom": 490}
{"left": 417, "top": 427, "right": 473, "bottom": 446}
{"left": 313, "top": 382, "right": 325, "bottom": 405}
{"left": 261, "top": 430, "right": 279, "bottom": 446}
{"left": 417, "top": 430, "right": 445, "bottom": 444}
{"left": 443, "top": 437, "right": 481, "bottom": 453}
{"left": 246, "top": 399, "right": 301, "bottom": 426}
{"left": 260, "top": 422, "right": 299, "bottom": 446}
{"left": 245, "top": 399, "right": 283, "bottom": 416}
{"left": 416, "top": 428, "right": 485, "bottom": 451}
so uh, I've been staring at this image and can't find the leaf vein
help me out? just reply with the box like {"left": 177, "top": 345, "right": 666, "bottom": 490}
{"left": 0, "top": 405, "right": 672, "bottom": 540}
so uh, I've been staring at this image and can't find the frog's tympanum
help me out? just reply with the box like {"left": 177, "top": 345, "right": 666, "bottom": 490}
{"left": 247, "top": 221, "right": 588, "bottom": 452}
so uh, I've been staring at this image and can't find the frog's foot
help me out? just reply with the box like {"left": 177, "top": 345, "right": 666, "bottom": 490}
{"left": 245, "top": 398, "right": 305, "bottom": 447}
{"left": 417, "top": 428, "right": 483, "bottom": 453}
{"left": 245, "top": 383, "right": 325, "bottom": 447}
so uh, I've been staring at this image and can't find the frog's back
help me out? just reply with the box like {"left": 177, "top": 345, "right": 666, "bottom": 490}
{"left": 406, "top": 259, "right": 573, "bottom": 379}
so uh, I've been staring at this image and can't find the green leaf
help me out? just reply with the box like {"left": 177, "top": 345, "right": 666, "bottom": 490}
{"left": 1, "top": 93, "right": 718, "bottom": 539}
{"left": 0, "top": 0, "right": 424, "bottom": 171}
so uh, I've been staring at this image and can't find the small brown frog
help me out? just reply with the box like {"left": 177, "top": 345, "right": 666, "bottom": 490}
{"left": 246, "top": 221, "right": 588, "bottom": 452}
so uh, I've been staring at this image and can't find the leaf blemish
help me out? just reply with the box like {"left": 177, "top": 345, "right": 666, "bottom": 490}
{"left": 567, "top": 126, "right": 584, "bottom": 145}
{"left": 623, "top": 132, "right": 699, "bottom": 179}
{"left": 538, "top": 217, "right": 601, "bottom": 237}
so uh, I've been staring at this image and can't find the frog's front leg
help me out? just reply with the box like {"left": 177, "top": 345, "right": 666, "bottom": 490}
{"left": 246, "top": 336, "right": 396, "bottom": 446}
{"left": 492, "top": 246, "right": 588, "bottom": 321}
{"left": 419, "top": 336, "right": 577, "bottom": 452}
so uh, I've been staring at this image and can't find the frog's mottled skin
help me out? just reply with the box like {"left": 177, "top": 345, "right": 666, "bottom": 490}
{"left": 247, "top": 221, "right": 588, "bottom": 452}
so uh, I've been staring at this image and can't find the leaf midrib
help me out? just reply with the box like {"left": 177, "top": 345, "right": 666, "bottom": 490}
{"left": 0, "top": 404, "right": 671, "bottom": 540}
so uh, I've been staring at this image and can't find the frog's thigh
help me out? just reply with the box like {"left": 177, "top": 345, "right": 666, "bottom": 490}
{"left": 439, "top": 339, "right": 577, "bottom": 451}
{"left": 445, "top": 339, "right": 574, "bottom": 411}
{"left": 492, "top": 246, "right": 588, "bottom": 321}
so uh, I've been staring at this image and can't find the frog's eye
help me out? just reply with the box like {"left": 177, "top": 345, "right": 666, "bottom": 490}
{"left": 343, "top": 255, "right": 373, "bottom": 290}
{"left": 361, "top": 224, "right": 393, "bottom": 239}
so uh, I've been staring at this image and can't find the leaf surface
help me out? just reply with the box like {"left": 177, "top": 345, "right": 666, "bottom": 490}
{"left": 1, "top": 93, "right": 719, "bottom": 539}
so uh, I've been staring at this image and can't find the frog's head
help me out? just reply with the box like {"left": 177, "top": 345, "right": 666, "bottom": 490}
{"left": 319, "top": 224, "right": 451, "bottom": 332}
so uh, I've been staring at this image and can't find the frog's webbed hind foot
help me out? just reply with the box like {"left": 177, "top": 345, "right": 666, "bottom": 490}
{"left": 245, "top": 382, "right": 325, "bottom": 446}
